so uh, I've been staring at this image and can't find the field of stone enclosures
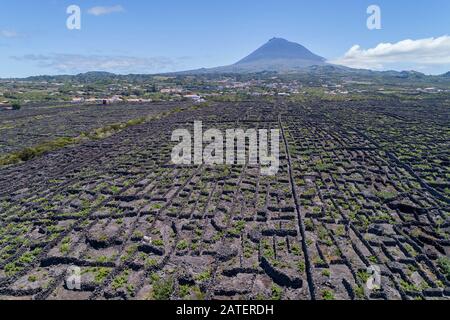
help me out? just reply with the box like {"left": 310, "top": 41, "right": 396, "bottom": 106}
{"left": 0, "top": 99, "right": 448, "bottom": 300}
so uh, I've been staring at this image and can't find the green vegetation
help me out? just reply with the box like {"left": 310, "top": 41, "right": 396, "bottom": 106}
{"left": 0, "top": 72, "right": 449, "bottom": 301}
{"left": 403, "top": 244, "right": 418, "bottom": 258}
{"left": 176, "top": 240, "right": 189, "bottom": 251}
{"left": 132, "top": 230, "right": 144, "bottom": 240}
{"left": 4, "top": 262, "right": 23, "bottom": 276}
{"left": 375, "top": 190, "right": 398, "bottom": 202}
{"left": 291, "top": 244, "right": 301, "bottom": 256}
{"left": 322, "top": 269, "right": 331, "bottom": 277}
{"left": 18, "top": 248, "right": 42, "bottom": 264}
{"left": 195, "top": 269, "right": 211, "bottom": 282}
{"left": 0, "top": 117, "right": 143, "bottom": 166}
{"left": 0, "top": 104, "right": 195, "bottom": 167}
{"left": 59, "top": 237, "right": 71, "bottom": 254}
{"left": 304, "top": 218, "right": 314, "bottom": 231}
{"left": 271, "top": 284, "right": 282, "bottom": 300}
{"left": 228, "top": 220, "right": 246, "bottom": 236}
{"left": 0, "top": 137, "right": 78, "bottom": 166}
{"left": 191, "top": 286, "right": 206, "bottom": 300}
{"left": 302, "top": 188, "right": 316, "bottom": 198}
{"left": 179, "top": 284, "right": 204, "bottom": 299}
{"left": 179, "top": 284, "right": 191, "bottom": 298}
{"left": 262, "top": 239, "right": 275, "bottom": 259}
{"left": 297, "top": 261, "right": 306, "bottom": 274}
{"left": 318, "top": 226, "right": 333, "bottom": 246}
{"left": 357, "top": 270, "right": 370, "bottom": 284}
{"left": 112, "top": 270, "right": 131, "bottom": 291}
{"left": 322, "top": 289, "right": 335, "bottom": 300}
{"left": 437, "top": 257, "right": 450, "bottom": 279}
{"left": 152, "top": 239, "right": 164, "bottom": 247}
{"left": 28, "top": 274, "right": 38, "bottom": 282}
{"left": 83, "top": 267, "right": 111, "bottom": 284}
{"left": 335, "top": 225, "right": 345, "bottom": 237}
{"left": 399, "top": 279, "right": 419, "bottom": 292}
{"left": 150, "top": 274, "right": 174, "bottom": 300}
{"left": 354, "top": 285, "right": 365, "bottom": 299}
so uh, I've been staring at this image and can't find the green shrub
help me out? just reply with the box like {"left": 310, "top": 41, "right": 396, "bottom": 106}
{"left": 357, "top": 270, "right": 370, "bottom": 283}
{"left": 354, "top": 285, "right": 365, "bottom": 299}
{"left": 112, "top": 270, "right": 130, "bottom": 290}
{"left": 28, "top": 275, "right": 38, "bottom": 282}
{"left": 297, "top": 261, "right": 306, "bottom": 273}
{"left": 322, "top": 289, "right": 335, "bottom": 300}
{"left": 437, "top": 257, "right": 450, "bottom": 279}
{"left": 176, "top": 240, "right": 189, "bottom": 251}
{"left": 152, "top": 277, "right": 174, "bottom": 300}
{"left": 322, "top": 269, "right": 331, "bottom": 277}
{"left": 152, "top": 239, "right": 164, "bottom": 247}
{"left": 271, "top": 284, "right": 282, "bottom": 300}
{"left": 195, "top": 270, "right": 211, "bottom": 282}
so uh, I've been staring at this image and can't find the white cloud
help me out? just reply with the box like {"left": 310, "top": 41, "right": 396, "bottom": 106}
{"left": 330, "top": 35, "right": 450, "bottom": 70}
{"left": 1, "top": 30, "right": 20, "bottom": 38}
{"left": 11, "top": 54, "right": 182, "bottom": 74}
{"left": 87, "top": 5, "right": 124, "bottom": 16}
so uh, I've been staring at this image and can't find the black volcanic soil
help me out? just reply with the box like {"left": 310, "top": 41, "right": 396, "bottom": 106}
{"left": 0, "top": 99, "right": 448, "bottom": 300}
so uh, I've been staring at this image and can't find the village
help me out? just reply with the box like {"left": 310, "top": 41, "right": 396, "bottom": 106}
{"left": 1, "top": 71, "right": 449, "bottom": 112}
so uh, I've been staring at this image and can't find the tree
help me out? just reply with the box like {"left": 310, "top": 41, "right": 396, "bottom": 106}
{"left": 12, "top": 102, "right": 21, "bottom": 110}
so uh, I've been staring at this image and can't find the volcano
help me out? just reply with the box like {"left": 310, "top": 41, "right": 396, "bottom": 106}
{"left": 235, "top": 37, "right": 326, "bottom": 66}
{"left": 185, "top": 38, "right": 328, "bottom": 74}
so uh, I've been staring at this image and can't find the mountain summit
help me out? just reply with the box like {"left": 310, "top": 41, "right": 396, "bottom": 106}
{"left": 236, "top": 37, "right": 326, "bottom": 65}
{"left": 181, "top": 38, "right": 328, "bottom": 74}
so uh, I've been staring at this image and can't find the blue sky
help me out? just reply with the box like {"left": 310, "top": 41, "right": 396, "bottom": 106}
{"left": 1, "top": 0, "right": 449, "bottom": 77}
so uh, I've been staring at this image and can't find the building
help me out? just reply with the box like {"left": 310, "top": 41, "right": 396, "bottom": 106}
{"left": 184, "top": 94, "right": 205, "bottom": 103}
{"left": 71, "top": 97, "right": 85, "bottom": 103}
{"left": 160, "top": 88, "right": 183, "bottom": 94}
